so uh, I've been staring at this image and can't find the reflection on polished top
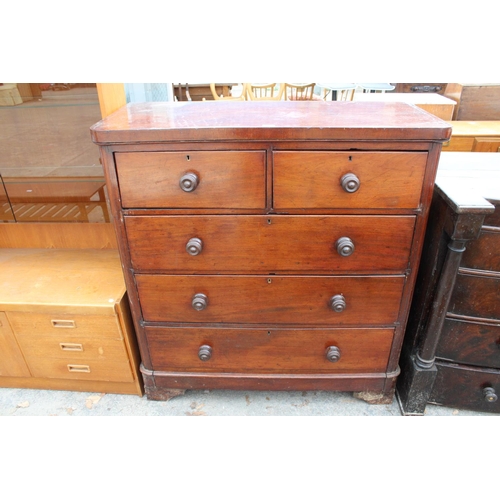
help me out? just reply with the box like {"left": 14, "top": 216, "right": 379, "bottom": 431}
{"left": 90, "top": 101, "right": 452, "bottom": 144}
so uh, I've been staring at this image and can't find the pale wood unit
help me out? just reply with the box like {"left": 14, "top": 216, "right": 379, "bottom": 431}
{"left": 443, "top": 121, "right": 500, "bottom": 152}
{"left": 0, "top": 248, "right": 143, "bottom": 395}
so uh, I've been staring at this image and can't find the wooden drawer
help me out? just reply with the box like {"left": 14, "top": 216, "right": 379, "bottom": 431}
{"left": 125, "top": 215, "right": 415, "bottom": 274}
{"left": 21, "top": 356, "right": 134, "bottom": 382}
{"left": 448, "top": 272, "right": 500, "bottom": 320}
{"left": 461, "top": 227, "right": 500, "bottom": 272}
{"left": 437, "top": 318, "right": 500, "bottom": 369}
{"left": 6, "top": 312, "right": 123, "bottom": 340}
{"left": 430, "top": 361, "right": 500, "bottom": 413}
{"left": 273, "top": 151, "right": 427, "bottom": 209}
{"left": 145, "top": 326, "right": 394, "bottom": 373}
{"left": 115, "top": 151, "right": 266, "bottom": 209}
{"left": 136, "top": 275, "right": 405, "bottom": 325}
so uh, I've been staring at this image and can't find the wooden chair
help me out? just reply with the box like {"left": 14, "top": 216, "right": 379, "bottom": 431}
{"left": 283, "top": 83, "right": 316, "bottom": 101}
{"left": 210, "top": 83, "right": 247, "bottom": 100}
{"left": 336, "top": 88, "right": 355, "bottom": 101}
{"left": 245, "top": 83, "right": 284, "bottom": 101}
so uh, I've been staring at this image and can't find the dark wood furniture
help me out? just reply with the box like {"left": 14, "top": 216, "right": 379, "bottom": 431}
{"left": 91, "top": 101, "right": 450, "bottom": 402}
{"left": 394, "top": 83, "right": 447, "bottom": 95}
{"left": 174, "top": 84, "right": 236, "bottom": 101}
{"left": 397, "top": 152, "right": 500, "bottom": 414}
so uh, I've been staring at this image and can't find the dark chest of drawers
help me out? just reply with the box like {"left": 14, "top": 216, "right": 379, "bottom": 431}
{"left": 397, "top": 152, "right": 500, "bottom": 414}
{"left": 91, "top": 101, "right": 450, "bottom": 402}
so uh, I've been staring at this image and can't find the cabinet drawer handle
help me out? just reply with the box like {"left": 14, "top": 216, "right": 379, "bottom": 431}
{"left": 51, "top": 319, "right": 76, "bottom": 328}
{"left": 60, "top": 343, "right": 83, "bottom": 352}
{"left": 67, "top": 364, "right": 90, "bottom": 373}
{"left": 179, "top": 172, "right": 199, "bottom": 192}
{"left": 329, "top": 294, "right": 346, "bottom": 312}
{"left": 341, "top": 173, "right": 360, "bottom": 193}
{"left": 326, "top": 346, "right": 341, "bottom": 363}
{"left": 483, "top": 387, "right": 498, "bottom": 403}
{"left": 335, "top": 236, "right": 355, "bottom": 257}
{"left": 186, "top": 237, "right": 203, "bottom": 256}
{"left": 198, "top": 345, "right": 212, "bottom": 361}
{"left": 192, "top": 293, "right": 208, "bottom": 311}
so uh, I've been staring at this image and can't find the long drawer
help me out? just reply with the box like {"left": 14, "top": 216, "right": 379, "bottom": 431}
{"left": 430, "top": 361, "right": 500, "bottom": 413}
{"left": 6, "top": 311, "right": 123, "bottom": 340}
{"left": 115, "top": 151, "right": 266, "bottom": 209}
{"left": 125, "top": 215, "right": 415, "bottom": 274}
{"left": 145, "top": 326, "right": 394, "bottom": 373}
{"left": 437, "top": 317, "right": 500, "bottom": 369}
{"left": 460, "top": 227, "right": 500, "bottom": 272}
{"left": 448, "top": 271, "right": 500, "bottom": 320}
{"left": 136, "top": 275, "right": 405, "bottom": 325}
{"left": 273, "top": 151, "right": 427, "bottom": 209}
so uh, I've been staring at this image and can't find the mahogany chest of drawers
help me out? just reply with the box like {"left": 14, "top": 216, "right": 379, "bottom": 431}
{"left": 398, "top": 152, "right": 500, "bottom": 414}
{"left": 91, "top": 101, "right": 450, "bottom": 402}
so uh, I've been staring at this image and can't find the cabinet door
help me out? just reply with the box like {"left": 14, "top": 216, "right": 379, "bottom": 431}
{"left": 0, "top": 312, "right": 31, "bottom": 377}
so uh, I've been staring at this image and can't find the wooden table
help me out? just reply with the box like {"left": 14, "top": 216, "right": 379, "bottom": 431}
{"left": 397, "top": 152, "right": 500, "bottom": 414}
{"left": 353, "top": 92, "right": 456, "bottom": 120}
{"left": 3, "top": 177, "right": 110, "bottom": 222}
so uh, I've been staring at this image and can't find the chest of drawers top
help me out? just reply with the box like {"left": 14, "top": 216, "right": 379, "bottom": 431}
{"left": 91, "top": 101, "right": 451, "bottom": 145}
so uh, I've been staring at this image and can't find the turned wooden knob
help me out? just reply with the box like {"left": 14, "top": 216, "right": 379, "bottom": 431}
{"left": 329, "top": 294, "right": 346, "bottom": 312}
{"left": 186, "top": 237, "right": 203, "bottom": 256}
{"left": 192, "top": 293, "right": 208, "bottom": 311}
{"left": 341, "top": 173, "right": 360, "bottom": 193}
{"left": 483, "top": 387, "right": 498, "bottom": 403}
{"left": 326, "top": 346, "right": 341, "bottom": 363}
{"left": 198, "top": 345, "right": 212, "bottom": 361}
{"left": 179, "top": 172, "right": 199, "bottom": 192}
{"left": 336, "top": 237, "right": 355, "bottom": 257}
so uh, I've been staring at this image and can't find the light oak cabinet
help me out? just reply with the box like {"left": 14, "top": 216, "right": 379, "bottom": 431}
{"left": 0, "top": 248, "right": 143, "bottom": 395}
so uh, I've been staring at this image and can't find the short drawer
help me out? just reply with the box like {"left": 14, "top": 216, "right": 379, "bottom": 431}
{"left": 273, "top": 151, "right": 427, "bottom": 209}
{"left": 145, "top": 326, "right": 394, "bottom": 374}
{"left": 461, "top": 227, "right": 500, "bottom": 272}
{"left": 6, "top": 312, "right": 123, "bottom": 340}
{"left": 16, "top": 336, "right": 134, "bottom": 382}
{"left": 437, "top": 318, "right": 500, "bottom": 369}
{"left": 125, "top": 215, "right": 415, "bottom": 274}
{"left": 448, "top": 271, "right": 500, "bottom": 321}
{"left": 136, "top": 275, "right": 405, "bottom": 325}
{"left": 430, "top": 361, "right": 500, "bottom": 414}
{"left": 115, "top": 151, "right": 266, "bottom": 209}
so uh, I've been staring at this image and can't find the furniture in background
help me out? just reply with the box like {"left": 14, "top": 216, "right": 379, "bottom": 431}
{"left": 245, "top": 83, "right": 284, "bottom": 101}
{"left": 0, "top": 248, "right": 143, "bottom": 395}
{"left": 397, "top": 152, "right": 500, "bottom": 414}
{"left": 210, "top": 83, "right": 247, "bottom": 100}
{"left": 91, "top": 101, "right": 450, "bottom": 402}
{"left": 174, "top": 83, "right": 235, "bottom": 101}
{"left": 282, "top": 83, "right": 316, "bottom": 100}
{"left": 353, "top": 92, "right": 456, "bottom": 121}
{"left": 3, "top": 176, "right": 110, "bottom": 223}
{"left": 394, "top": 83, "right": 447, "bottom": 95}
{"left": 316, "top": 83, "right": 356, "bottom": 101}
{"left": 357, "top": 83, "right": 395, "bottom": 93}
{"left": 443, "top": 121, "right": 500, "bottom": 152}
{"left": 444, "top": 83, "right": 500, "bottom": 120}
